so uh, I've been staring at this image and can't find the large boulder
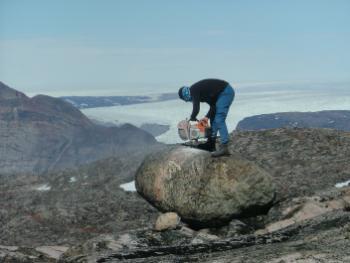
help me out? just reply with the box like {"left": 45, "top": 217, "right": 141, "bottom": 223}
{"left": 135, "top": 146, "right": 276, "bottom": 227}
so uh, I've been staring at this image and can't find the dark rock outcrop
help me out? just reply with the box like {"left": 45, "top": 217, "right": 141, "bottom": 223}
{"left": 236, "top": 110, "right": 350, "bottom": 131}
{"left": 0, "top": 81, "right": 158, "bottom": 174}
{"left": 136, "top": 146, "right": 276, "bottom": 227}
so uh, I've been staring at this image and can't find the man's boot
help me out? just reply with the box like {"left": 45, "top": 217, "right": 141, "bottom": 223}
{"left": 211, "top": 143, "right": 230, "bottom": 157}
{"left": 197, "top": 137, "right": 216, "bottom": 152}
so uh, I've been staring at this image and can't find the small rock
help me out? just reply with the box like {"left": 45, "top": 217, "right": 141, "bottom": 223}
{"left": 154, "top": 212, "right": 181, "bottom": 231}
{"left": 191, "top": 230, "right": 219, "bottom": 244}
{"left": 0, "top": 245, "right": 18, "bottom": 252}
{"left": 35, "top": 246, "right": 68, "bottom": 260}
{"left": 344, "top": 223, "right": 350, "bottom": 239}
{"left": 179, "top": 226, "right": 196, "bottom": 237}
{"left": 213, "top": 219, "right": 251, "bottom": 238}
{"left": 197, "top": 229, "right": 220, "bottom": 240}
{"left": 255, "top": 229, "right": 268, "bottom": 235}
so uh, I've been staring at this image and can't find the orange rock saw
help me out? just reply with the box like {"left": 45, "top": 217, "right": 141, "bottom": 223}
{"left": 177, "top": 119, "right": 211, "bottom": 144}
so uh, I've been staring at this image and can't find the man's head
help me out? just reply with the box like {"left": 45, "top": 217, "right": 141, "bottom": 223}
{"left": 178, "top": 86, "right": 192, "bottom": 102}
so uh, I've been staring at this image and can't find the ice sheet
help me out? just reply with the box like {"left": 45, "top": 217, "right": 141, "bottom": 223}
{"left": 82, "top": 85, "right": 350, "bottom": 144}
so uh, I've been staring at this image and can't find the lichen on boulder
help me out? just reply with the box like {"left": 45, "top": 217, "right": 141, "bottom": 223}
{"left": 135, "top": 145, "right": 276, "bottom": 227}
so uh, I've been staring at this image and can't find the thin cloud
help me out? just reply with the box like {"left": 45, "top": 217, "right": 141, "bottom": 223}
{"left": 202, "top": 29, "right": 229, "bottom": 37}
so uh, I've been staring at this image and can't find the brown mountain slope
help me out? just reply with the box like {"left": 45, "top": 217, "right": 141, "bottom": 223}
{"left": 0, "top": 81, "right": 158, "bottom": 174}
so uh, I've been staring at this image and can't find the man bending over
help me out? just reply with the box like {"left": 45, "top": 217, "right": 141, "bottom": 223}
{"left": 178, "top": 78, "right": 235, "bottom": 157}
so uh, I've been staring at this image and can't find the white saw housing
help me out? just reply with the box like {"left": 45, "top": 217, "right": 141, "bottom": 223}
{"left": 177, "top": 119, "right": 211, "bottom": 141}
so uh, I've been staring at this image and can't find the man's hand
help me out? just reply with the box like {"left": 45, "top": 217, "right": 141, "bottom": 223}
{"left": 199, "top": 117, "right": 209, "bottom": 126}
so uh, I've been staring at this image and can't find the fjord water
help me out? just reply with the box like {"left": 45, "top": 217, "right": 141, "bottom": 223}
{"left": 82, "top": 82, "right": 350, "bottom": 144}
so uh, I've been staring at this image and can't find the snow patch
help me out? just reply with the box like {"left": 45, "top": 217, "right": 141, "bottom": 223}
{"left": 37, "top": 184, "right": 51, "bottom": 191}
{"left": 35, "top": 246, "right": 69, "bottom": 260}
{"left": 120, "top": 181, "right": 136, "bottom": 192}
{"left": 335, "top": 180, "right": 350, "bottom": 188}
{"left": 69, "top": 177, "right": 77, "bottom": 183}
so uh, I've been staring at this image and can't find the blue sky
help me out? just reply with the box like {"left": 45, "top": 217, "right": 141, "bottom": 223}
{"left": 0, "top": 0, "right": 349, "bottom": 96}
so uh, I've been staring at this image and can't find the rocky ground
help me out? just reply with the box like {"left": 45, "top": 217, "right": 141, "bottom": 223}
{"left": 1, "top": 128, "right": 350, "bottom": 262}
{"left": 3, "top": 188, "right": 348, "bottom": 262}
{"left": 0, "top": 151, "right": 162, "bottom": 247}
{"left": 230, "top": 127, "right": 350, "bottom": 201}
{"left": 85, "top": 210, "right": 350, "bottom": 263}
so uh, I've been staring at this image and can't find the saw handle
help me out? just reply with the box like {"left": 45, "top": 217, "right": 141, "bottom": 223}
{"left": 197, "top": 117, "right": 209, "bottom": 132}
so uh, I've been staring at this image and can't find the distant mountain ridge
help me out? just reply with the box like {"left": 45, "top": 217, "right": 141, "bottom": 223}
{"left": 236, "top": 110, "right": 350, "bottom": 131}
{"left": 61, "top": 93, "right": 178, "bottom": 109}
{"left": 0, "top": 81, "right": 158, "bottom": 174}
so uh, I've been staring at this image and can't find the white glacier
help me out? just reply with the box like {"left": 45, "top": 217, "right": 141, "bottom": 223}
{"left": 82, "top": 84, "right": 350, "bottom": 144}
